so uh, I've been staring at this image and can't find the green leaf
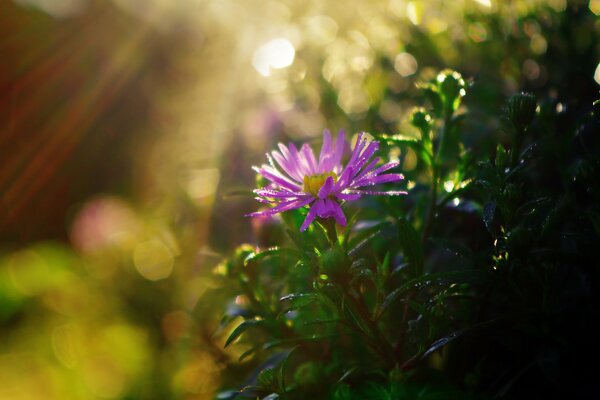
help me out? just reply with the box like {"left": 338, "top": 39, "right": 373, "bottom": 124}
{"left": 337, "top": 366, "right": 359, "bottom": 384}
{"left": 278, "top": 293, "right": 320, "bottom": 316}
{"left": 341, "top": 296, "right": 372, "bottom": 336}
{"left": 277, "top": 346, "right": 299, "bottom": 395}
{"left": 385, "top": 135, "right": 433, "bottom": 165}
{"left": 482, "top": 201, "right": 497, "bottom": 234}
{"left": 300, "top": 318, "right": 343, "bottom": 327}
{"left": 333, "top": 383, "right": 352, "bottom": 400}
{"left": 516, "top": 197, "right": 551, "bottom": 217}
{"left": 377, "top": 252, "right": 391, "bottom": 278}
{"left": 397, "top": 219, "right": 424, "bottom": 277}
{"left": 379, "top": 270, "right": 488, "bottom": 318}
{"left": 405, "top": 299, "right": 428, "bottom": 316}
{"left": 224, "top": 319, "right": 265, "bottom": 348}
{"left": 257, "top": 368, "right": 278, "bottom": 391}
{"left": 421, "top": 315, "right": 522, "bottom": 359}
{"left": 244, "top": 247, "right": 281, "bottom": 267}
{"left": 430, "top": 238, "right": 475, "bottom": 261}
{"left": 238, "top": 344, "right": 261, "bottom": 362}
{"left": 348, "top": 221, "right": 394, "bottom": 257}
{"left": 262, "top": 334, "right": 337, "bottom": 350}
{"left": 350, "top": 268, "right": 376, "bottom": 286}
{"left": 341, "top": 212, "right": 359, "bottom": 249}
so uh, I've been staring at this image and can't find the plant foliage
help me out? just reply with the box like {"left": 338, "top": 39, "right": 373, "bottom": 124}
{"left": 209, "top": 70, "right": 600, "bottom": 399}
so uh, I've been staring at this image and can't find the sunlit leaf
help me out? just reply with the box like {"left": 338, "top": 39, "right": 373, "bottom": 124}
{"left": 225, "top": 319, "right": 266, "bottom": 348}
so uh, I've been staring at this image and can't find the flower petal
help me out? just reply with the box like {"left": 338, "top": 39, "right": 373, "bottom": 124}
{"left": 246, "top": 197, "right": 313, "bottom": 217}
{"left": 352, "top": 173, "right": 404, "bottom": 188}
{"left": 288, "top": 143, "right": 312, "bottom": 177}
{"left": 313, "top": 198, "right": 328, "bottom": 216}
{"left": 330, "top": 201, "right": 347, "bottom": 226}
{"left": 355, "top": 161, "right": 401, "bottom": 183}
{"left": 314, "top": 199, "right": 347, "bottom": 226}
{"left": 352, "top": 140, "right": 379, "bottom": 174}
{"left": 255, "top": 196, "right": 277, "bottom": 203}
{"left": 346, "top": 189, "right": 407, "bottom": 196}
{"left": 278, "top": 143, "right": 302, "bottom": 179}
{"left": 249, "top": 130, "right": 406, "bottom": 231}
{"left": 318, "top": 129, "right": 333, "bottom": 172}
{"left": 334, "top": 166, "right": 354, "bottom": 192}
{"left": 301, "top": 143, "right": 318, "bottom": 174}
{"left": 300, "top": 202, "right": 319, "bottom": 231}
{"left": 332, "top": 130, "right": 347, "bottom": 173}
{"left": 346, "top": 133, "right": 367, "bottom": 171}
{"left": 254, "top": 188, "right": 308, "bottom": 199}
{"left": 253, "top": 166, "right": 301, "bottom": 191}
{"left": 353, "top": 156, "right": 380, "bottom": 181}
{"left": 317, "top": 176, "right": 335, "bottom": 199}
{"left": 335, "top": 192, "right": 362, "bottom": 201}
{"left": 271, "top": 150, "right": 303, "bottom": 182}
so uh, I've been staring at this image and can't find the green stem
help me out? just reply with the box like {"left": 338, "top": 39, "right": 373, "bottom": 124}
{"left": 422, "top": 112, "right": 452, "bottom": 244}
{"left": 436, "top": 113, "right": 452, "bottom": 166}
{"left": 343, "top": 288, "right": 396, "bottom": 367}
{"left": 321, "top": 218, "right": 338, "bottom": 247}
{"left": 422, "top": 163, "right": 439, "bottom": 244}
{"left": 510, "top": 127, "right": 525, "bottom": 168}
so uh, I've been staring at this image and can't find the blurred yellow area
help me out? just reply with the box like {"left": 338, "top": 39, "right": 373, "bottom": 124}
{"left": 0, "top": 0, "right": 587, "bottom": 398}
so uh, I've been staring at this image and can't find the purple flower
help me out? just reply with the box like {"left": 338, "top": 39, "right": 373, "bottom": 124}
{"left": 247, "top": 130, "right": 406, "bottom": 231}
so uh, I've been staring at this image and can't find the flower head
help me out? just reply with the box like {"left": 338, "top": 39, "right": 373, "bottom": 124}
{"left": 248, "top": 130, "right": 406, "bottom": 231}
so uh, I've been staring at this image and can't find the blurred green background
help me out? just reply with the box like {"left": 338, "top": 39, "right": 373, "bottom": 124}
{"left": 0, "top": 0, "right": 598, "bottom": 398}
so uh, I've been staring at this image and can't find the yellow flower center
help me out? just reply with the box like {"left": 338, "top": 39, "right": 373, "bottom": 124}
{"left": 303, "top": 172, "right": 337, "bottom": 196}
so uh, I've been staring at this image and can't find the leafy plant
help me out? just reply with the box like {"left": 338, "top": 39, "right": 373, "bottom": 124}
{"left": 209, "top": 69, "right": 600, "bottom": 399}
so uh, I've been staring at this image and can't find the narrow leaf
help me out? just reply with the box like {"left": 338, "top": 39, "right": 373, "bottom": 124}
{"left": 244, "top": 247, "right": 281, "bottom": 267}
{"left": 224, "top": 319, "right": 265, "bottom": 348}
{"left": 397, "top": 219, "right": 424, "bottom": 276}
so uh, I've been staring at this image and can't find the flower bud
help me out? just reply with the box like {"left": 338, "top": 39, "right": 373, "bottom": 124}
{"left": 411, "top": 108, "right": 432, "bottom": 130}
{"left": 320, "top": 246, "right": 350, "bottom": 278}
{"left": 507, "top": 92, "right": 536, "bottom": 131}
{"left": 294, "top": 362, "right": 324, "bottom": 388}
{"left": 437, "top": 70, "right": 466, "bottom": 114}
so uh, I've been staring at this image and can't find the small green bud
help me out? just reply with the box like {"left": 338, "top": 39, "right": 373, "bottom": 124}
{"left": 411, "top": 108, "right": 432, "bottom": 130}
{"left": 437, "top": 70, "right": 466, "bottom": 113}
{"left": 320, "top": 246, "right": 349, "bottom": 277}
{"left": 506, "top": 92, "right": 536, "bottom": 131}
{"left": 411, "top": 108, "right": 432, "bottom": 141}
{"left": 257, "top": 368, "right": 278, "bottom": 391}
{"left": 294, "top": 362, "right": 323, "bottom": 388}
